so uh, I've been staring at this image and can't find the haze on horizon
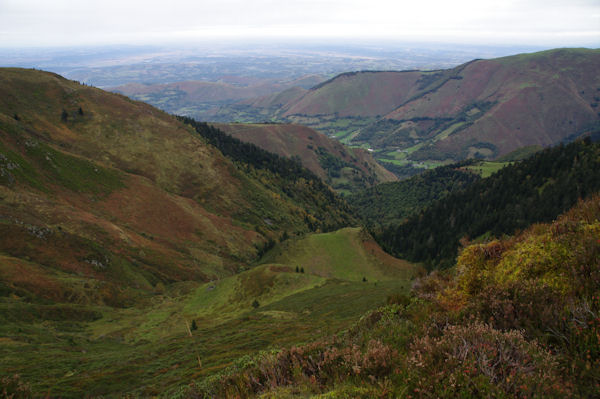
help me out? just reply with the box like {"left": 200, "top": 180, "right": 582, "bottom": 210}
{"left": 1, "top": 0, "right": 599, "bottom": 49}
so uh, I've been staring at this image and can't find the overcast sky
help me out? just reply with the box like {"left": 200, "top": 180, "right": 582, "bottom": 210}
{"left": 1, "top": 0, "right": 599, "bottom": 48}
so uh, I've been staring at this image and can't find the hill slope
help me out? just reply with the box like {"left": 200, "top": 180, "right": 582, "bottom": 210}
{"left": 0, "top": 227, "right": 419, "bottom": 397}
{"left": 380, "top": 48, "right": 600, "bottom": 160}
{"left": 212, "top": 122, "right": 396, "bottom": 193}
{"left": 282, "top": 71, "right": 424, "bottom": 118}
{"left": 0, "top": 67, "right": 356, "bottom": 299}
{"left": 258, "top": 227, "right": 415, "bottom": 282}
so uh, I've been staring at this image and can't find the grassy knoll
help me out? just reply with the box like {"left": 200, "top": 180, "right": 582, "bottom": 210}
{"left": 259, "top": 227, "right": 417, "bottom": 282}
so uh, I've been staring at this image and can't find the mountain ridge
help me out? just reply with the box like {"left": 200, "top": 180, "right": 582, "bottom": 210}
{"left": 214, "top": 48, "right": 600, "bottom": 164}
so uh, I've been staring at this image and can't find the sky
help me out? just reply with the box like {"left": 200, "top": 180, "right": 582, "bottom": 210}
{"left": 1, "top": 0, "right": 599, "bottom": 48}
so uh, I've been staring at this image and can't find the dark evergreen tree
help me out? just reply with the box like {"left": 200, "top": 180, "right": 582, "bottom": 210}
{"left": 373, "top": 139, "right": 600, "bottom": 270}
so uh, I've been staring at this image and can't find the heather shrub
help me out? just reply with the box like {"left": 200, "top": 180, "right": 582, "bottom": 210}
{"left": 456, "top": 197, "right": 600, "bottom": 301}
{"left": 408, "top": 322, "right": 569, "bottom": 398}
{"left": 466, "top": 280, "right": 563, "bottom": 339}
{"left": 0, "top": 374, "right": 32, "bottom": 399}
{"left": 562, "top": 296, "right": 600, "bottom": 397}
{"left": 411, "top": 270, "right": 454, "bottom": 300}
{"left": 450, "top": 197, "right": 600, "bottom": 396}
{"left": 386, "top": 292, "right": 411, "bottom": 306}
{"left": 186, "top": 337, "right": 398, "bottom": 398}
{"left": 456, "top": 239, "right": 508, "bottom": 295}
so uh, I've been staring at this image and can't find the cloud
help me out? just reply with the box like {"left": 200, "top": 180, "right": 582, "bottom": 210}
{"left": 0, "top": 0, "right": 598, "bottom": 47}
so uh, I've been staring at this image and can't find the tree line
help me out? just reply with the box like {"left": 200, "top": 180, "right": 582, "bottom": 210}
{"left": 372, "top": 137, "right": 600, "bottom": 269}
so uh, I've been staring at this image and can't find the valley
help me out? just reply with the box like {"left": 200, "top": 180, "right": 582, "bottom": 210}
{"left": 211, "top": 49, "right": 600, "bottom": 176}
{"left": 0, "top": 68, "right": 417, "bottom": 397}
{"left": 1, "top": 45, "right": 599, "bottom": 398}
{"left": 86, "top": 48, "right": 600, "bottom": 181}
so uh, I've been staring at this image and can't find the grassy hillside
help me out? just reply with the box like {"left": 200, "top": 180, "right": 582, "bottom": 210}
{"left": 0, "top": 67, "right": 352, "bottom": 280}
{"left": 0, "top": 68, "right": 397, "bottom": 397}
{"left": 373, "top": 138, "right": 600, "bottom": 269}
{"left": 384, "top": 48, "right": 600, "bottom": 161}
{"left": 240, "top": 86, "right": 308, "bottom": 109}
{"left": 213, "top": 122, "right": 396, "bottom": 194}
{"left": 183, "top": 195, "right": 600, "bottom": 398}
{"left": 179, "top": 118, "right": 354, "bottom": 232}
{"left": 282, "top": 71, "right": 424, "bottom": 118}
{"left": 0, "top": 67, "right": 422, "bottom": 398}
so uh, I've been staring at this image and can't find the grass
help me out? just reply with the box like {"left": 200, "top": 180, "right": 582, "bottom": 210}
{"left": 378, "top": 149, "right": 408, "bottom": 161}
{"left": 0, "top": 135, "right": 46, "bottom": 191}
{"left": 434, "top": 121, "right": 466, "bottom": 141}
{"left": 377, "top": 155, "right": 444, "bottom": 171}
{"left": 258, "top": 227, "right": 417, "bottom": 282}
{"left": 0, "top": 228, "right": 419, "bottom": 397}
{"left": 464, "top": 160, "right": 511, "bottom": 177}
{"left": 1, "top": 116, "right": 123, "bottom": 197}
{"left": 25, "top": 141, "right": 124, "bottom": 195}
{"left": 0, "top": 276, "right": 412, "bottom": 397}
{"left": 496, "top": 145, "right": 542, "bottom": 161}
